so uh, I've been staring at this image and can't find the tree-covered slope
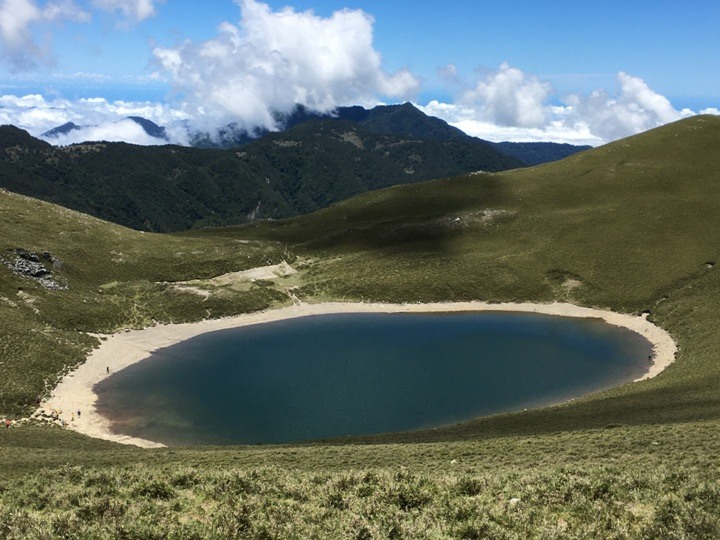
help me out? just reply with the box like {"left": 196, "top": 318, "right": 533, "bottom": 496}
{"left": 350, "top": 102, "right": 469, "bottom": 140}
{"left": 490, "top": 140, "right": 592, "bottom": 165}
{"left": 0, "top": 120, "right": 522, "bottom": 232}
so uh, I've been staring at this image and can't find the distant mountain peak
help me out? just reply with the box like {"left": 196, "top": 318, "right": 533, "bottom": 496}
{"left": 41, "top": 117, "right": 168, "bottom": 143}
{"left": 126, "top": 116, "right": 168, "bottom": 140}
{"left": 36, "top": 105, "right": 590, "bottom": 167}
{"left": 41, "top": 122, "right": 81, "bottom": 139}
{"left": 359, "top": 102, "right": 468, "bottom": 141}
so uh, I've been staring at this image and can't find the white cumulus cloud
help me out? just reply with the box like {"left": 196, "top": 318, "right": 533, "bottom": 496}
{"left": 421, "top": 65, "right": 710, "bottom": 145}
{"left": 460, "top": 62, "right": 552, "bottom": 128}
{"left": 153, "top": 0, "right": 420, "bottom": 132}
{"left": 566, "top": 72, "right": 693, "bottom": 142}
{"left": 0, "top": 93, "right": 190, "bottom": 144}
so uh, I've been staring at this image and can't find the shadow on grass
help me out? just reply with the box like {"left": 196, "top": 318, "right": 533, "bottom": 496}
{"left": 313, "top": 380, "right": 720, "bottom": 445}
{"left": 203, "top": 174, "right": 516, "bottom": 257}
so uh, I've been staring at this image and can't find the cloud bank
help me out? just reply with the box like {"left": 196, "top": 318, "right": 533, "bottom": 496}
{"left": 0, "top": 93, "right": 189, "bottom": 145}
{"left": 1, "top": 66, "right": 714, "bottom": 148}
{"left": 152, "top": 0, "right": 420, "bottom": 131}
{"left": 48, "top": 117, "right": 169, "bottom": 145}
{"left": 419, "top": 66, "right": 700, "bottom": 145}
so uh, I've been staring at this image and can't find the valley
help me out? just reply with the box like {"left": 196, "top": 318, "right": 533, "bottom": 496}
{"left": 1, "top": 115, "right": 720, "bottom": 537}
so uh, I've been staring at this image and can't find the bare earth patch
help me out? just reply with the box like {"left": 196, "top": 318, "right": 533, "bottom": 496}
{"left": 169, "top": 261, "right": 298, "bottom": 298}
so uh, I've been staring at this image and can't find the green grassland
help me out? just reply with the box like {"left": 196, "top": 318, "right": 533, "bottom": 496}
{"left": 2, "top": 116, "right": 720, "bottom": 537}
{"left": 0, "top": 188, "right": 292, "bottom": 416}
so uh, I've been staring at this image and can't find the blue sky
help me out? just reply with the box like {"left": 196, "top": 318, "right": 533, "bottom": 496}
{"left": 0, "top": 0, "right": 718, "bottom": 145}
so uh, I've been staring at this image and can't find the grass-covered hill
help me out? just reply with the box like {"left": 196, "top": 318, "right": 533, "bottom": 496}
{"left": 2, "top": 115, "right": 720, "bottom": 537}
{"left": 0, "top": 119, "right": 521, "bottom": 232}
{"left": 0, "top": 187, "right": 292, "bottom": 417}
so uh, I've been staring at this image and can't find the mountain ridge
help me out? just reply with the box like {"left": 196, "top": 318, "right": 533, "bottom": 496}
{"left": 41, "top": 117, "right": 169, "bottom": 142}
{"left": 39, "top": 103, "right": 590, "bottom": 165}
{"left": 0, "top": 118, "right": 523, "bottom": 232}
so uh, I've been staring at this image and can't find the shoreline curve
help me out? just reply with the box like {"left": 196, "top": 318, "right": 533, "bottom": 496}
{"left": 43, "top": 301, "right": 677, "bottom": 449}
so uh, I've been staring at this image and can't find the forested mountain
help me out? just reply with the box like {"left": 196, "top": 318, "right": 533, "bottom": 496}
{"left": 41, "top": 103, "right": 590, "bottom": 166}
{"left": 489, "top": 141, "right": 592, "bottom": 165}
{"left": 0, "top": 119, "right": 522, "bottom": 232}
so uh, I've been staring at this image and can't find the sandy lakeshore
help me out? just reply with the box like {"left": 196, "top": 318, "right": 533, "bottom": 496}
{"left": 44, "top": 301, "right": 677, "bottom": 448}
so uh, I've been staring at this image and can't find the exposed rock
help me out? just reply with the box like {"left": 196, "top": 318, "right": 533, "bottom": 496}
{"left": 4, "top": 248, "right": 67, "bottom": 290}
{"left": 13, "top": 257, "right": 49, "bottom": 277}
{"left": 16, "top": 248, "right": 40, "bottom": 262}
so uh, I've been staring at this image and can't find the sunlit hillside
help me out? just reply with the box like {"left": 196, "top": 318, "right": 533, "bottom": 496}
{"left": 2, "top": 115, "right": 720, "bottom": 538}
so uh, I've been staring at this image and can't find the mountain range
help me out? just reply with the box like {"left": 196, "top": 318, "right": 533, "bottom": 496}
{"left": 42, "top": 116, "right": 168, "bottom": 141}
{"left": 1, "top": 119, "right": 521, "bottom": 232}
{"left": 41, "top": 102, "right": 590, "bottom": 163}
{"left": 12, "top": 103, "right": 591, "bottom": 232}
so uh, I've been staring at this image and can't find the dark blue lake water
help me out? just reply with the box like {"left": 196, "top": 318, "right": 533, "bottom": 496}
{"left": 94, "top": 312, "right": 652, "bottom": 446}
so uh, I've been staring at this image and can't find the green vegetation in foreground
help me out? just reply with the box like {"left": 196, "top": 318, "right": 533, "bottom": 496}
{"left": 3, "top": 116, "right": 720, "bottom": 537}
{"left": 3, "top": 462, "right": 719, "bottom": 539}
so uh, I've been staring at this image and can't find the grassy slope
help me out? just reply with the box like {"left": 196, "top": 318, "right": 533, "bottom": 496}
{"left": 2, "top": 116, "right": 720, "bottom": 537}
{"left": 0, "top": 188, "right": 291, "bottom": 416}
{"left": 240, "top": 115, "right": 720, "bottom": 311}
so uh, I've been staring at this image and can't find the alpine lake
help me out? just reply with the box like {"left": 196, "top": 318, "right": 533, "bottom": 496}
{"left": 94, "top": 312, "right": 652, "bottom": 446}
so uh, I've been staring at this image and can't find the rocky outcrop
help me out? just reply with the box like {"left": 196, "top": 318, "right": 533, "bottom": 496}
{"left": 4, "top": 248, "right": 67, "bottom": 290}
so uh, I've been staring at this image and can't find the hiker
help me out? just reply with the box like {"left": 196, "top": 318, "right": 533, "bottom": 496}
{"left": 77, "top": 409, "right": 81, "bottom": 417}
{"left": 4, "top": 419, "right": 11, "bottom": 429}
{"left": 106, "top": 366, "right": 110, "bottom": 374}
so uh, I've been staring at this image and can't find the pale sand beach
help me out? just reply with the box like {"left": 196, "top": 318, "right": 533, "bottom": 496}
{"left": 44, "top": 301, "right": 677, "bottom": 448}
